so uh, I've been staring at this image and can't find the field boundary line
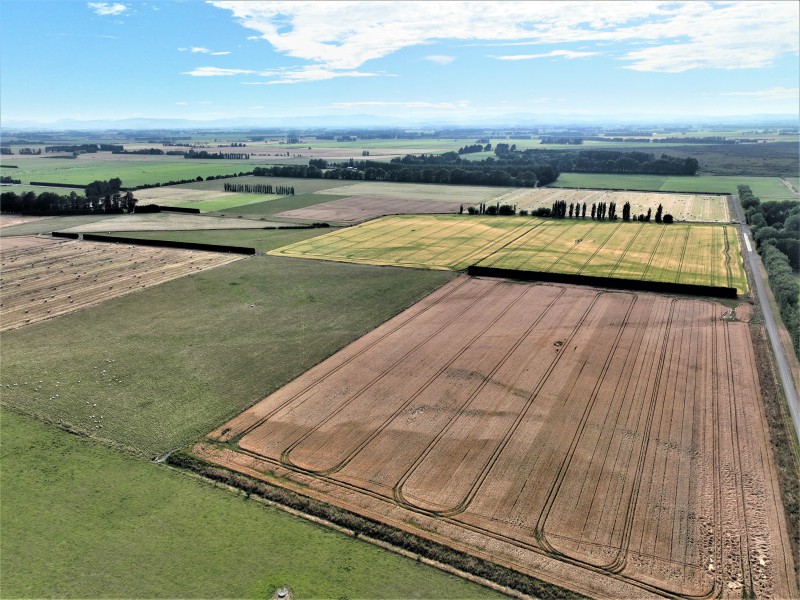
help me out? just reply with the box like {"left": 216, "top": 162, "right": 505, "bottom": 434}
{"left": 223, "top": 276, "right": 477, "bottom": 442}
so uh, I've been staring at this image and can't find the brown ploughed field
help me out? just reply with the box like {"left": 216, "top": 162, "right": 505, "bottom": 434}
{"left": 0, "top": 238, "right": 241, "bottom": 331}
{"left": 200, "top": 276, "right": 795, "bottom": 599}
{"left": 275, "top": 195, "right": 466, "bottom": 224}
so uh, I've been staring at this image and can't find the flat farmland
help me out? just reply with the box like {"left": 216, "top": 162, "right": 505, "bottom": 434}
{"left": 504, "top": 188, "right": 731, "bottom": 222}
{"left": 1, "top": 154, "right": 255, "bottom": 188}
{"left": 0, "top": 238, "right": 240, "bottom": 331}
{"left": 151, "top": 175, "right": 353, "bottom": 196}
{"left": 270, "top": 215, "right": 532, "bottom": 270}
{"left": 276, "top": 195, "right": 466, "bottom": 224}
{"left": 477, "top": 219, "right": 747, "bottom": 293}
{"left": 133, "top": 187, "right": 285, "bottom": 213}
{"left": 314, "top": 181, "right": 513, "bottom": 203}
{"left": 270, "top": 215, "right": 748, "bottom": 294}
{"left": 200, "top": 277, "right": 795, "bottom": 599}
{"left": 58, "top": 213, "right": 282, "bottom": 233}
{"left": 0, "top": 214, "right": 46, "bottom": 229}
{"left": 549, "top": 173, "right": 798, "bottom": 199}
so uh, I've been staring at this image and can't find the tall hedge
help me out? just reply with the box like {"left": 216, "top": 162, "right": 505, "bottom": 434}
{"left": 739, "top": 185, "right": 800, "bottom": 357}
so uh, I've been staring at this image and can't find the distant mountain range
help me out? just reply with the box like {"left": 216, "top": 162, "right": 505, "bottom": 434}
{"left": 2, "top": 113, "right": 798, "bottom": 131}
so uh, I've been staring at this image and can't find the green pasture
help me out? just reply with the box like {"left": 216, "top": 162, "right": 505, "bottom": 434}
{"left": 1, "top": 156, "right": 256, "bottom": 188}
{"left": 271, "top": 214, "right": 748, "bottom": 294}
{"left": 154, "top": 193, "right": 283, "bottom": 213}
{"left": 549, "top": 173, "right": 796, "bottom": 198}
{"left": 0, "top": 255, "right": 453, "bottom": 456}
{"left": 0, "top": 408, "right": 500, "bottom": 599}
{"left": 0, "top": 184, "right": 85, "bottom": 194}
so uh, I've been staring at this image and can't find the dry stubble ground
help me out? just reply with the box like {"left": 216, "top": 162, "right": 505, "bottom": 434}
{"left": 0, "top": 238, "right": 241, "bottom": 331}
{"left": 199, "top": 276, "right": 795, "bottom": 599}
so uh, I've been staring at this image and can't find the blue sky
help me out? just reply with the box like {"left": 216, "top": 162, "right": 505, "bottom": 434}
{"left": 1, "top": 0, "right": 798, "bottom": 124}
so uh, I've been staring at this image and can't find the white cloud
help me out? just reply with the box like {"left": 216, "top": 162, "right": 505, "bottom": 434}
{"left": 179, "top": 46, "right": 231, "bottom": 55}
{"left": 191, "top": 46, "right": 231, "bottom": 56}
{"left": 181, "top": 66, "right": 256, "bottom": 76}
{"left": 209, "top": 1, "right": 798, "bottom": 74}
{"left": 493, "top": 50, "right": 599, "bottom": 61}
{"left": 242, "top": 65, "right": 379, "bottom": 84}
{"left": 720, "top": 87, "right": 800, "bottom": 100}
{"left": 87, "top": 2, "right": 127, "bottom": 16}
{"left": 425, "top": 55, "right": 456, "bottom": 65}
{"left": 331, "top": 100, "right": 470, "bottom": 109}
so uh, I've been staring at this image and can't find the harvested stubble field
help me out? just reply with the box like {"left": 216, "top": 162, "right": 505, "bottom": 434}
{"left": 0, "top": 214, "right": 46, "bottom": 229}
{"left": 315, "top": 181, "right": 514, "bottom": 203}
{"left": 276, "top": 195, "right": 467, "bottom": 224}
{"left": 269, "top": 215, "right": 748, "bottom": 294}
{"left": 501, "top": 188, "right": 730, "bottom": 222}
{"left": 58, "top": 213, "right": 284, "bottom": 233}
{"left": 200, "top": 276, "right": 795, "bottom": 599}
{"left": 0, "top": 238, "right": 240, "bottom": 331}
{"left": 548, "top": 173, "right": 797, "bottom": 199}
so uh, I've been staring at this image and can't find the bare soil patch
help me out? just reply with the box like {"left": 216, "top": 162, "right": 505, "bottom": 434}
{"left": 200, "top": 276, "right": 795, "bottom": 599}
{"left": 276, "top": 195, "right": 466, "bottom": 224}
{"left": 0, "top": 240, "right": 241, "bottom": 331}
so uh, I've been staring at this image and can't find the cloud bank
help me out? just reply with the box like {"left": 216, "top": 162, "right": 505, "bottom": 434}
{"left": 205, "top": 0, "right": 798, "bottom": 81}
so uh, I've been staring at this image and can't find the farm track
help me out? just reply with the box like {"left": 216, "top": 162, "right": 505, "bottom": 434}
{"left": 0, "top": 239, "right": 240, "bottom": 331}
{"left": 202, "top": 277, "right": 794, "bottom": 599}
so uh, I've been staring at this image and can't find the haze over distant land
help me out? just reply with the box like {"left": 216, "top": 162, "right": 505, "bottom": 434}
{"left": 0, "top": 0, "right": 798, "bottom": 127}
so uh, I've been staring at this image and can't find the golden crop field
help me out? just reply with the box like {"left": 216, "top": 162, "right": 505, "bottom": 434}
{"left": 270, "top": 215, "right": 748, "bottom": 294}
{"left": 500, "top": 188, "right": 731, "bottom": 222}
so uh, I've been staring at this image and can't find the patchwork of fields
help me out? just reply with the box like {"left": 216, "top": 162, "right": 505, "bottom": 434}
{"left": 276, "top": 195, "right": 466, "bottom": 223}
{"left": 502, "top": 187, "right": 731, "bottom": 222}
{"left": 269, "top": 215, "right": 748, "bottom": 294}
{"left": 0, "top": 237, "right": 240, "bottom": 331}
{"left": 2, "top": 158, "right": 796, "bottom": 598}
{"left": 202, "top": 277, "right": 794, "bottom": 599}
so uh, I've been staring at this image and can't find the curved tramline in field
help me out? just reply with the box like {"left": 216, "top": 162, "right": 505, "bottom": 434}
{"left": 0, "top": 237, "right": 241, "bottom": 331}
{"left": 197, "top": 277, "right": 794, "bottom": 599}
{"left": 270, "top": 214, "right": 748, "bottom": 295}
